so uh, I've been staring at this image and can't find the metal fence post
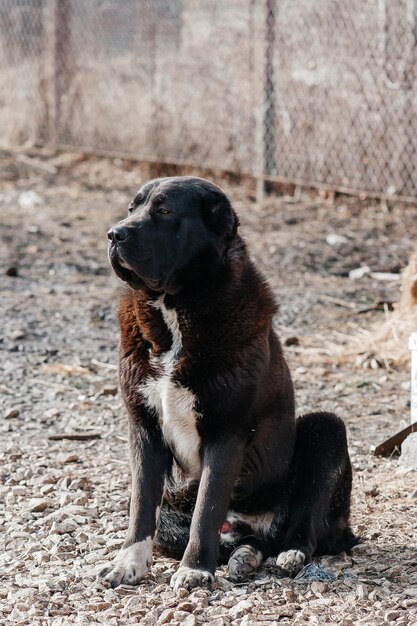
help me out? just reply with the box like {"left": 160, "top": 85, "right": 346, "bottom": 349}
{"left": 264, "top": 0, "right": 276, "bottom": 178}
{"left": 257, "top": 0, "right": 276, "bottom": 207}
{"left": 49, "top": 0, "right": 71, "bottom": 145}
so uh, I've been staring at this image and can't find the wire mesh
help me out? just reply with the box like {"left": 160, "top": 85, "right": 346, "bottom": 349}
{"left": 1, "top": 0, "right": 417, "bottom": 199}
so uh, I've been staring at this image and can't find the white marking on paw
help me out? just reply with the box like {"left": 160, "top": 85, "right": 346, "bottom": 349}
{"left": 276, "top": 549, "right": 305, "bottom": 574}
{"left": 99, "top": 537, "right": 153, "bottom": 587}
{"left": 170, "top": 566, "right": 214, "bottom": 591}
{"left": 138, "top": 297, "right": 201, "bottom": 477}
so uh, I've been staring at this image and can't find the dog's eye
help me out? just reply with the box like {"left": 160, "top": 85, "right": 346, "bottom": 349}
{"left": 157, "top": 207, "right": 172, "bottom": 215}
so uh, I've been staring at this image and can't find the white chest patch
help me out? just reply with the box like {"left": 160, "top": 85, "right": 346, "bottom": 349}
{"left": 138, "top": 297, "right": 201, "bottom": 477}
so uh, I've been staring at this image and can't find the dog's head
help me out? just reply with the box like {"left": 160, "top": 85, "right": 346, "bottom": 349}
{"left": 107, "top": 177, "right": 239, "bottom": 295}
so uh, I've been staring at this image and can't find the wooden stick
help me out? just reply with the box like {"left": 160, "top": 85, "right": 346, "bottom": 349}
{"left": 374, "top": 423, "right": 417, "bottom": 457}
{"left": 16, "top": 154, "right": 57, "bottom": 175}
{"left": 48, "top": 431, "right": 101, "bottom": 441}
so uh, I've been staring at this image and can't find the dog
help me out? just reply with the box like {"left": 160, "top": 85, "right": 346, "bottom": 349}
{"left": 100, "top": 176, "right": 357, "bottom": 591}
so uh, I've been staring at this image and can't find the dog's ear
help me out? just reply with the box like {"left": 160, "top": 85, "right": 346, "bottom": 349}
{"left": 208, "top": 198, "right": 239, "bottom": 241}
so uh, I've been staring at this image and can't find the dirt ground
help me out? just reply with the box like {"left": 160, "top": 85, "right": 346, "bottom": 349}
{"left": 1, "top": 151, "right": 417, "bottom": 626}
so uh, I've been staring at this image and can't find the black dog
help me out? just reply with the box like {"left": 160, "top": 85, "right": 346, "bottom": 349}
{"left": 100, "top": 176, "right": 357, "bottom": 590}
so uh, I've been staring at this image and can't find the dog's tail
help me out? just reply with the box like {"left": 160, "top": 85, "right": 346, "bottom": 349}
{"left": 154, "top": 481, "right": 197, "bottom": 559}
{"left": 155, "top": 503, "right": 192, "bottom": 559}
{"left": 316, "top": 526, "right": 360, "bottom": 556}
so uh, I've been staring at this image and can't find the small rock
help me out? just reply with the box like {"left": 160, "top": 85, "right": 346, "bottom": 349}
{"left": 229, "top": 600, "right": 253, "bottom": 620}
{"left": 349, "top": 266, "right": 370, "bottom": 280}
{"left": 60, "top": 493, "right": 72, "bottom": 507}
{"left": 10, "top": 329, "right": 26, "bottom": 340}
{"left": 177, "top": 601, "right": 196, "bottom": 612}
{"left": 18, "top": 190, "right": 43, "bottom": 210}
{"left": 311, "top": 581, "right": 328, "bottom": 595}
{"left": 59, "top": 453, "right": 80, "bottom": 464}
{"left": 99, "top": 385, "right": 118, "bottom": 397}
{"left": 40, "top": 484, "right": 54, "bottom": 495}
{"left": 158, "top": 608, "right": 174, "bottom": 624}
{"left": 188, "top": 590, "right": 209, "bottom": 607}
{"left": 216, "top": 577, "right": 233, "bottom": 591}
{"left": 174, "top": 611, "right": 192, "bottom": 622}
{"left": 363, "top": 482, "right": 379, "bottom": 497}
{"left": 5, "top": 266, "right": 18, "bottom": 277}
{"left": 43, "top": 407, "right": 61, "bottom": 418}
{"left": 384, "top": 610, "right": 402, "bottom": 621}
{"left": 182, "top": 616, "right": 197, "bottom": 626}
{"left": 284, "top": 336, "right": 299, "bottom": 347}
{"left": 326, "top": 234, "right": 348, "bottom": 246}
{"left": 70, "top": 477, "right": 89, "bottom": 490}
{"left": 28, "top": 498, "right": 50, "bottom": 513}
{"left": 51, "top": 520, "right": 78, "bottom": 534}
{"left": 283, "top": 588, "right": 296, "bottom": 602}
{"left": 4, "top": 408, "right": 20, "bottom": 419}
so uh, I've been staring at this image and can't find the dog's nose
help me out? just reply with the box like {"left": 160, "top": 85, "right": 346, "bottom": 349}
{"left": 107, "top": 226, "right": 129, "bottom": 243}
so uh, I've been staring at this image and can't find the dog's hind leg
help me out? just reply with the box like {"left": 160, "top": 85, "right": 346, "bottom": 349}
{"left": 227, "top": 543, "right": 264, "bottom": 582}
{"left": 226, "top": 534, "right": 280, "bottom": 582}
{"left": 277, "top": 411, "right": 357, "bottom": 576}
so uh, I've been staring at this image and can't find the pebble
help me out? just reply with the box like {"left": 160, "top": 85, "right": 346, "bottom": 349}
{"left": 10, "top": 329, "right": 26, "bottom": 340}
{"left": 28, "top": 499, "right": 50, "bottom": 513}
{"left": 326, "top": 234, "right": 348, "bottom": 246}
{"left": 5, "top": 266, "right": 19, "bottom": 277}
{"left": 51, "top": 520, "right": 79, "bottom": 534}
{"left": 174, "top": 610, "right": 192, "bottom": 621}
{"left": 157, "top": 608, "right": 174, "bottom": 624}
{"left": 385, "top": 610, "right": 402, "bottom": 621}
{"left": 177, "top": 601, "right": 196, "bottom": 612}
{"left": 4, "top": 408, "right": 20, "bottom": 419}
{"left": 59, "top": 453, "right": 80, "bottom": 464}
{"left": 100, "top": 386, "right": 118, "bottom": 396}
{"left": 285, "top": 336, "right": 300, "bottom": 347}
{"left": 363, "top": 482, "right": 379, "bottom": 497}
{"left": 229, "top": 600, "right": 253, "bottom": 620}
{"left": 18, "top": 190, "right": 42, "bottom": 209}
{"left": 181, "top": 615, "right": 197, "bottom": 626}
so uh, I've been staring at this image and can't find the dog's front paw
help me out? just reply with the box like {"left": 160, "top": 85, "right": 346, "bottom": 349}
{"left": 228, "top": 545, "right": 263, "bottom": 582}
{"left": 170, "top": 566, "right": 214, "bottom": 591}
{"left": 99, "top": 540, "right": 152, "bottom": 588}
{"left": 276, "top": 549, "right": 305, "bottom": 576}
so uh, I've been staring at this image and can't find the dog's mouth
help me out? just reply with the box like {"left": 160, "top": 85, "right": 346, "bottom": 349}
{"left": 109, "top": 248, "right": 165, "bottom": 292}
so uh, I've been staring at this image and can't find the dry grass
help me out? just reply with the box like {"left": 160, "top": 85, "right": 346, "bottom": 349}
{"left": 335, "top": 253, "right": 417, "bottom": 370}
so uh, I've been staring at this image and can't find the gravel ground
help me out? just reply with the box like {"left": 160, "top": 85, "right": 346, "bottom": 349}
{"left": 1, "top": 151, "right": 417, "bottom": 625}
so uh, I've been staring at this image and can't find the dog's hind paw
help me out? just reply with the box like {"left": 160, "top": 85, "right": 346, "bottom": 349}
{"left": 98, "top": 539, "right": 152, "bottom": 588}
{"left": 170, "top": 566, "right": 214, "bottom": 591}
{"left": 276, "top": 549, "right": 305, "bottom": 576}
{"left": 228, "top": 545, "right": 263, "bottom": 582}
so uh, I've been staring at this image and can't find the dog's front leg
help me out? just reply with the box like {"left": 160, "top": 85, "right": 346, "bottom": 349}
{"left": 100, "top": 421, "right": 171, "bottom": 588}
{"left": 170, "top": 437, "right": 244, "bottom": 591}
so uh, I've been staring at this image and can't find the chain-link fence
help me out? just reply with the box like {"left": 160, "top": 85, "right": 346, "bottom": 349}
{"left": 1, "top": 0, "right": 417, "bottom": 200}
